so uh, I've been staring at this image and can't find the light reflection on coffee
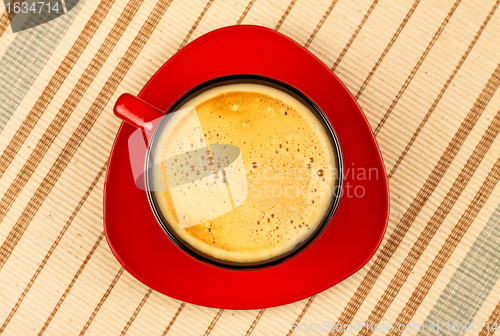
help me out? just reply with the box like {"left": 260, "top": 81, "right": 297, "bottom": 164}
{"left": 150, "top": 83, "right": 339, "bottom": 265}
{"left": 160, "top": 142, "right": 248, "bottom": 229}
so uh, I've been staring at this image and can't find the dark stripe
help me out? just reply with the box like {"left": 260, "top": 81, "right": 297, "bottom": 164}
{"left": 240, "top": 5, "right": 322, "bottom": 334}
{"left": 195, "top": 10, "right": 295, "bottom": 336}
{"left": 478, "top": 302, "right": 500, "bottom": 336}
{"left": 287, "top": 296, "right": 315, "bottom": 336}
{"left": 43, "top": 1, "right": 255, "bottom": 334}
{"left": 391, "top": 152, "right": 500, "bottom": 336}
{"left": 251, "top": 0, "right": 415, "bottom": 328}
{"left": 331, "top": 0, "right": 379, "bottom": 71}
{"left": 0, "top": 164, "right": 106, "bottom": 334}
{"left": 96, "top": 2, "right": 222, "bottom": 332}
{"left": 0, "top": 0, "right": 84, "bottom": 133}
{"left": 242, "top": 6, "right": 342, "bottom": 332}
{"left": 3, "top": 0, "right": 20, "bottom": 26}
{"left": 0, "top": 6, "right": 179, "bottom": 330}
{"left": 203, "top": 310, "right": 224, "bottom": 336}
{"left": 0, "top": 11, "right": 9, "bottom": 38}
{"left": 79, "top": 268, "right": 125, "bottom": 336}
{"left": 274, "top": 0, "right": 297, "bottom": 31}
{"left": 287, "top": 0, "right": 392, "bottom": 323}
{"left": 373, "top": 0, "right": 462, "bottom": 135}
{"left": 161, "top": 302, "right": 186, "bottom": 336}
{"left": 329, "top": 62, "right": 500, "bottom": 336}
{"left": 387, "top": 0, "right": 500, "bottom": 179}
{"left": 178, "top": 0, "right": 214, "bottom": 50}
{"left": 359, "top": 107, "right": 500, "bottom": 336}
{"left": 119, "top": 289, "right": 153, "bottom": 336}
{"left": 354, "top": 0, "right": 421, "bottom": 99}
{"left": 16, "top": 0, "right": 168, "bottom": 322}
{"left": 236, "top": 0, "right": 256, "bottom": 24}
{"left": 0, "top": 0, "right": 115, "bottom": 180}
{"left": 0, "top": 0, "right": 146, "bottom": 269}
{"left": 163, "top": 2, "right": 291, "bottom": 333}
{"left": 75, "top": 1, "right": 227, "bottom": 332}
{"left": 304, "top": 0, "right": 339, "bottom": 48}
{"left": 288, "top": 0, "right": 454, "bottom": 324}
{"left": 245, "top": 309, "right": 265, "bottom": 336}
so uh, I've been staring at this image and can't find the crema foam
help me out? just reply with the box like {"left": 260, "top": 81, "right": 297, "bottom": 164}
{"left": 150, "top": 83, "right": 338, "bottom": 264}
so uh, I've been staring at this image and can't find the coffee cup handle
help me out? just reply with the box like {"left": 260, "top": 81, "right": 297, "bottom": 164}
{"left": 113, "top": 93, "right": 163, "bottom": 135}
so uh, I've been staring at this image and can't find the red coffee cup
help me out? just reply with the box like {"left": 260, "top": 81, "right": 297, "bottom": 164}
{"left": 113, "top": 74, "right": 343, "bottom": 269}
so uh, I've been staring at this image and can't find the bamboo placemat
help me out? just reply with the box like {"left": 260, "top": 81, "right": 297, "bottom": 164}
{"left": 1, "top": 0, "right": 500, "bottom": 335}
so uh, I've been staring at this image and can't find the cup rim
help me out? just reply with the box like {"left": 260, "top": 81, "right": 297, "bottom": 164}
{"left": 144, "top": 74, "right": 344, "bottom": 270}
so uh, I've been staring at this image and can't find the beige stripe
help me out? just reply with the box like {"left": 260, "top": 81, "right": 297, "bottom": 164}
{"left": 0, "top": 11, "right": 8, "bottom": 38}
{"left": 60, "top": 0, "right": 175, "bottom": 332}
{"left": 6, "top": 4, "right": 492, "bottom": 333}
{"left": 178, "top": 0, "right": 214, "bottom": 50}
{"left": 287, "top": 296, "right": 316, "bottom": 336}
{"left": 161, "top": 302, "right": 186, "bottom": 336}
{"left": 286, "top": 0, "right": 432, "bottom": 325}
{"left": 274, "top": 0, "right": 298, "bottom": 31}
{"left": 71, "top": 1, "right": 222, "bottom": 331}
{"left": 203, "top": 310, "right": 224, "bottom": 336}
{"left": 0, "top": 0, "right": 115, "bottom": 180}
{"left": 373, "top": 0, "right": 462, "bottom": 135}
{"left": 178, "top": 3, "right": 308, "bottom": 333}
{"left": 247, "top": 0, "right": 396, "bottom": 330}
{"left": 331, "top": 0, "right": 379, "bottom": 72}
{"left": 236, "top": 0, "right": 256, "bottom": 25}
{"left": 159, "top": 3, "right": 267, "bottom": 333}
{"left": 25, "top": 2, "right": 242, "bottom": 333}
{"left": 354, "top": 0, "right": 421, "bottom": 99}
{"left": 237, "top": 8, "right": 337, "bottom": 336}
{"left": 358, "top": 108, "right": 500, "bottom": 336}
{"left": 37, "top": 234, "right": 105, "bottom": 336}
{"left": 0, "top": 0, "right": 145, "bottom": 269}
{"left": 79, "top": 268, "right": 125, "bottom": 336}
{"left": 8, "top": 4, "right": 492, "bottom": 336}
{"left": 59, "top": 1, "right": 256, "bottom": 334}
{"left": 304, "top": 0, "right": 339, "bottom": 48}
{"left": 478, "top": 301, "right": 500, "bottom": 336}
{"left": 116, "top": 3, "right": 264, "bottom": 332}
{"left": 387, "top": 0, "right": 500, "bottom": 179}
{"left": 0, "top": 163, "right": 106, "bottom": 333}
{"left": 2, "top": 0, "right": 173, "bottom": 321}
{"left": 119, "top": 288, "right": 153, "bottom": 336}
{"left": 386, "top": 118, "right": 500, "bottom": 336}
{"left": 245, "top": 309, "right": 265, "bottom": 336}
{"left": 329, "top": 62, "right": 500, "bottom": 336}
{"left": 87, "top": 1, "right": 228, "bottom": 331}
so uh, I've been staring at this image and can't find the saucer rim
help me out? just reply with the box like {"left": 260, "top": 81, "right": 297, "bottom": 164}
{"left": 103, "top": 24, "right": 390, "bottom": 309}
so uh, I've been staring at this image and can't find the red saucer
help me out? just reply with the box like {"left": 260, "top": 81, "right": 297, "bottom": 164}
{"left": 104, "top": 25, "right": 389, "bottom": 309}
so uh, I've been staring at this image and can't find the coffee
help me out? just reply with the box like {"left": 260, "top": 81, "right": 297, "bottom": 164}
{"left": 149, "top": 83, "right": 339, "bottom": 265}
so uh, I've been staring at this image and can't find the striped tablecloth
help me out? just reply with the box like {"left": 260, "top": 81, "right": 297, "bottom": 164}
{"left": 1, "top": 0, "right": 500, "bottom": 335}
